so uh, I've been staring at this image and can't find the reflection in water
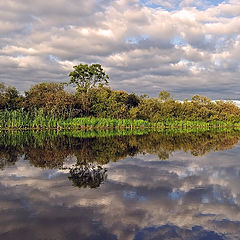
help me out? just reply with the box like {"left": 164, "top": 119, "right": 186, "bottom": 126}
{"left": 134, "top": 225, "right": 225, "bottom": 240}
{"left": 1, "top": 129, "right": 240, "bottom": 168}
{"left": 0, "top": 129, "right": 240, "bottom": 239}
{"left": 67, "top": 164, "right": 107, "bottom": 188}
{"left": 0, "top": 129, "right": 240, "bottom": 189}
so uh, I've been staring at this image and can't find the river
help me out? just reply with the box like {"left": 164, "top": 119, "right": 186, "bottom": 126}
{"left": 0, "top": 130, "right": 240, "bottom": 239}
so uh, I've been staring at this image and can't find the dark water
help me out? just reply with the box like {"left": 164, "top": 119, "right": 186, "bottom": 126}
{"left": 1, "top": 130, "right": 240, "bottom": 240}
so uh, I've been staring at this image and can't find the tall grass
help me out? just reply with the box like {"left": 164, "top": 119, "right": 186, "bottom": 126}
{"left": 1, "top": 108, "right": 240, "bottom": 130}
{"left": 0, "top": 109, "right": 153, "bottom": 130}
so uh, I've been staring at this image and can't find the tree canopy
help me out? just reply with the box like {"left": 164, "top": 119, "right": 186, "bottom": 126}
{"left": 0, "top": 82, "right": 23, "bottom": 110}
{"left": 68, "top": 63, "right": 109, "bottom": 91}
{"left": 158, "top": 90, "right": 172, "bottom": 101}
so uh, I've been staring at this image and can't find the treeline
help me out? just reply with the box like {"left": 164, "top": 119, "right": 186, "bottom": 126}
{"left": 1, "top": 81, "right": 240, "bottom": 124}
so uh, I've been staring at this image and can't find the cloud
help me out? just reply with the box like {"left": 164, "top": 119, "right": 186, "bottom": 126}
{"left": 0, "top": 0, "right": 240, "bottom": 98}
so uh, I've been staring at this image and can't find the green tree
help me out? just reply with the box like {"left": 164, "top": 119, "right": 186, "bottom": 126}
{"left": 24, "top": 82, "right": 75, "bottom": 118}
{"left": 0, "top": 83, "right": 23, "bottom": 110}
{"left": 191, "top": 95, "right": 211, "bottom": 105}
{"left": 88, "top": 87, "right": 129, "bottom": 118}
{"left": 125, "top": 93, "right": 140, "bottom": 109}
{"left": 158, "top": 90, "right": 172, "bottom": 101}
{"left": 69, "top": 63, "right": 109, "bottom": 92}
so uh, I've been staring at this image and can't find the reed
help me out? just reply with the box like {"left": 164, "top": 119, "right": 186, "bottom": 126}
{"left": 1, "top": 109, "right": 240, "bottom": 130}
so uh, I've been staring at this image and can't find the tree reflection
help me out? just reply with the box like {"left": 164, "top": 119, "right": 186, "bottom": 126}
{"left": 0, "top": 147, "right": 22, "bottom": 169}
{"left": 67, "top": 164, "right": 107, "bottom": 189}
{"left": 1, "top": 129, "right": 240, "bottom": 188}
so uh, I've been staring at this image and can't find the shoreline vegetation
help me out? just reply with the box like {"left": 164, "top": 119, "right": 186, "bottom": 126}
{"left": 1, "top": 109, "right": 240, "bottom": 131}
{"left": 1, "top": 63, "right": 240, "bottom": 131}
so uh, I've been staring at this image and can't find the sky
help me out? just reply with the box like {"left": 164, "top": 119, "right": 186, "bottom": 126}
{"left": 1, "top": 0, "right": 240, "bottom": 99}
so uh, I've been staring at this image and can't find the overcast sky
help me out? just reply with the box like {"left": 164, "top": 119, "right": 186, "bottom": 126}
{"left": 1, "top": 0, "right": 240, "bottom": 99}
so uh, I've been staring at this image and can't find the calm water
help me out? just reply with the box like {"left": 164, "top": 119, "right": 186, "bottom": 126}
{"left": 1, "top": 130, "right": 240, "bottom": 240}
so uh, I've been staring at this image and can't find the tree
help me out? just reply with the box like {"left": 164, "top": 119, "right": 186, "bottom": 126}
{"left": 0, "top": 83, "right": 23, "bottom": 110}
{"left": 89, "top": 87, "right": 129, "bottom": 118}
{"left": 125, "top": 93, "right": 140, "bottom": 109}
{"left": 68, "top": 63, "right": 109, "bottom": 92}
{"left": 24, "top": 82, "right": 75, "bottom": 117}
{"left": 158, "top": 90, "right": 172, "bottom": 101}
{"left": 191, "top": 95, "right": 211, "bottom": 105}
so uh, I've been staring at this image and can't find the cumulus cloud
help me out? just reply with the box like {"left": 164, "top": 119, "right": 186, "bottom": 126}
{"left": 0, "top": 0, "right": 240, "bottom": 98}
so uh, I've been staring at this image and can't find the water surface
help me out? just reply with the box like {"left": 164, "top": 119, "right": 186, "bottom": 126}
{"left": 0, "top": 130, "right": 240, "bottom": 240}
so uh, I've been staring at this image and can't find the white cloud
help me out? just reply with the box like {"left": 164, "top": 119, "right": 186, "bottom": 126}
{"left": 0, "top": 0, "right": 240, "bottom": 98}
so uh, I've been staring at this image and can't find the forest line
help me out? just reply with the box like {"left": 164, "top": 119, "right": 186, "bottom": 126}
{"left": 1, "top": 64, "right": 240, "bottom": 129}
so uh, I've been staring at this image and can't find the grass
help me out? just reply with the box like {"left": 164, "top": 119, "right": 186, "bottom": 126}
{"left": 0, "top": 109, "right": 152, "bottom": 130}
{"left": 1, "top": 108, "right": 240, "bottom": 130}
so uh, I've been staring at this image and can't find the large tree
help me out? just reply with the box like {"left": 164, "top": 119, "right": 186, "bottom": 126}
{"left": 0, "top": 83, "right": 23, "bottom": 110}
{"left": 68, "top": 63, "right": 109, "bottom": 92}
{"left": 24, "top": 82, "right": 75, "bottom": 117}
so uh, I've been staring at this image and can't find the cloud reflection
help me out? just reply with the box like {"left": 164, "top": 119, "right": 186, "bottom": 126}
{"left": 0, "top": 131, "right": 240, "bottom": 239}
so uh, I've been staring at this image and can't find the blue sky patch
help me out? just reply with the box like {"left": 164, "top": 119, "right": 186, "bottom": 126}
{"left": 140, "top": 0, "right": 227, "bottom": 11}
{"left": 125, "top": 35, "right": 149, "bottom": 44}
